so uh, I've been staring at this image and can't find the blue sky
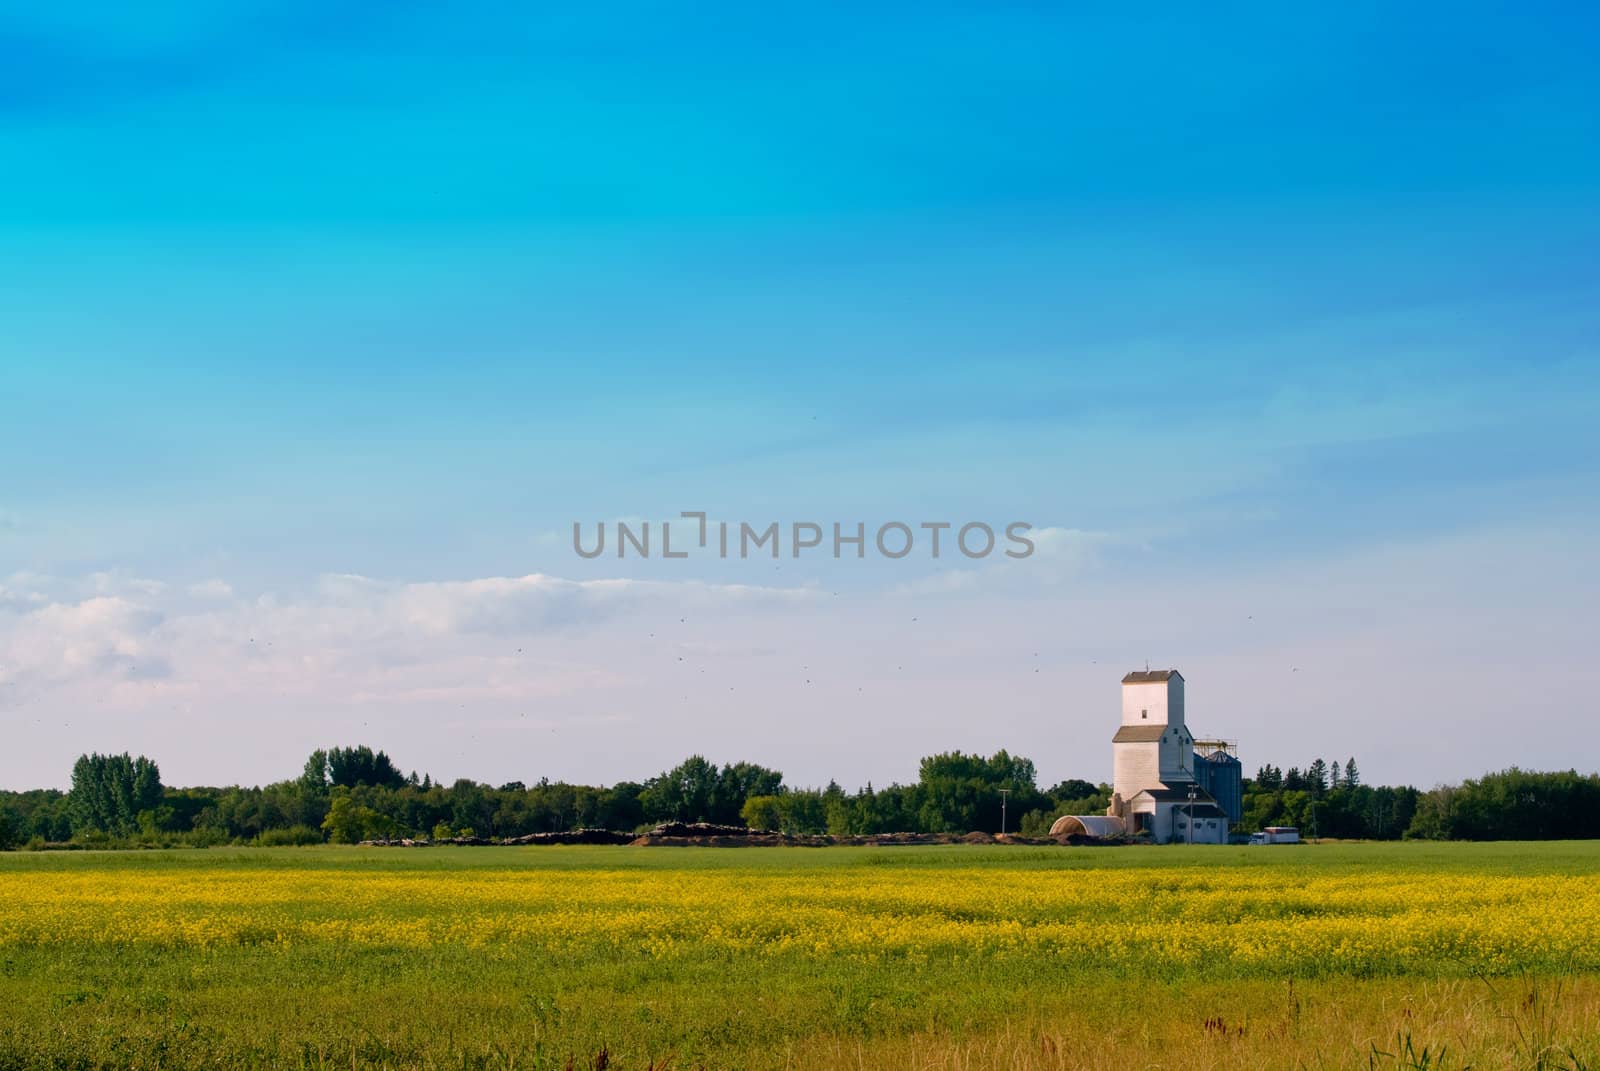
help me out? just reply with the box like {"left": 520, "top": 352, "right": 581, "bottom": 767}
{"left": 2, "top": 4, "right": 1598, "bottom": 790}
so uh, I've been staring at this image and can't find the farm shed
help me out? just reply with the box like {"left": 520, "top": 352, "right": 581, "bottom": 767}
{"left": 1049, "top": 815, "right": 1127, "bottom": 839}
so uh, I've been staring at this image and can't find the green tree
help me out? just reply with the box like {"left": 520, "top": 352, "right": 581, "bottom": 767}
{"left": 448, "top": 779, "right": 492, "bottom": 834}
{"left": 713, "top": 762, "right": 784, "bottom": 824}
{"left": 300, "top": 749, "right": 329, "bottom": 792}
{"left": 597, "top": 782, "right": 645, "bottom": 831}
{"left": 325, "top": 746, "right": 405, "bottom": 789}
{"left": 1307, "top": 758, "right": 1329, "bottom": 795}
{"left": 320, "top": 795, "right": 376, "bottom": 843}
{"left": 914, "top": 750, "right": 1048, "bottom": 833}
{"left": 1405, "top": 784, "right": 1458, "bottom": 840}
{"left": 740, "top": 795, "right": 784, "bottom": 831}
{"left": 1404, "top": 768, "right": 1600, "bottom": 840}
{"left": 640, "top": 756, "right": 721, "bottom": 823}
{"left": 137, "top": 805, "right": 179, "bottom": 838}
{"left": 364, "top": 811, "right": 399, "bottom": 840}
{"left": 776, "top": 790, "right": 828, "bottom": 834}
{"left": 1046, "top": 779, "right": 1098, "bottom": 801}
{"left": 68, "top": 753, "right": 163, "bottom": 836}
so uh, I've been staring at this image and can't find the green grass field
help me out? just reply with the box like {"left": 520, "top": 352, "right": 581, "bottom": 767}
{"left": 2, "top": 841, "right": 1598, "bottom": 1069}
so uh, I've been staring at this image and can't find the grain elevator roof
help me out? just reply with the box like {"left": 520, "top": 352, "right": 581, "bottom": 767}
{"left": 1122, "top": 670, "right": 1182, "bottom": 683}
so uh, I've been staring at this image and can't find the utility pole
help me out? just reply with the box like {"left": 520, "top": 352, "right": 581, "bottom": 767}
{"left": 1186, "top": 783, "right": 1197, "bottom": 845}
{"left": 999, "top": 789, "right": 1010, "bottom": 837}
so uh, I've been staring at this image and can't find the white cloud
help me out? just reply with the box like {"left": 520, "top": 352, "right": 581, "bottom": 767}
{"left": 88, "top": 571, "right": 167, "bottom": 597}
{"left": 4, "top": 596, "right": 171, "bottom": 688}
{"left": 298, "top": 571, "right": 817, "bottom": 638}
{"left": 0, "top": 570, "right": 818, "bottom": 712}
{"left": 187, "top": 578, "right": 233, "bottom": 599}
{"left": 0, "top": 584, "right": 47, "bottom": 614}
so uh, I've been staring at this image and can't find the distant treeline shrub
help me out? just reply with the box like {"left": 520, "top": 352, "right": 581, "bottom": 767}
{"left": 256, "top": 825, "right": 324, "bottom": 847}
{"left": 1, "top": 748, "right": 1595, "bottom": 849}
{"left": 1406, "top": 768, "right": 1600, "bottom": 840}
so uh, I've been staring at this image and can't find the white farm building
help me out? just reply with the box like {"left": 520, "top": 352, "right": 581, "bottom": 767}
{"left": 1051, "top": 669, "right": 1235, "bottom": 844}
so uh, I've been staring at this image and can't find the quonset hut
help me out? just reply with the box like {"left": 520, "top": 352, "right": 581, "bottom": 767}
{"left": 1050, "top": 669, "right": 1232, "bottom": 844}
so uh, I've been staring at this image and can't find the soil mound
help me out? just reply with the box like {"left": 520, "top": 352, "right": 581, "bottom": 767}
{"left": 646, "top": 822, "right": 770, "bottom": 838}
{"left": 631, "top": 832, "right": 831, "bottom": 847}
{"left": 357, "top": 827, "right": 1114, "bottom": 849}
{"left": 505, "top": 829, "right": 635, "bottom": 846}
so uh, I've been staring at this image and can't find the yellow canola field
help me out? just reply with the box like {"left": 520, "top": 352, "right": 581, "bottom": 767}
{"left": 3, "top": 863, "right": 1595, "bottom": 977}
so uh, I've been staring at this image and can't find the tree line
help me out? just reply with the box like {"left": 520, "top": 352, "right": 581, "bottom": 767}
{"left": 1, "top": 746, "right": 1597, "bottom": 849}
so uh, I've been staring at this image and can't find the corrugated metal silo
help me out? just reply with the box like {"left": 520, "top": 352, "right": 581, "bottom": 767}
{"left": 1193, "top": 746, "right": 1243, "bottom": 823}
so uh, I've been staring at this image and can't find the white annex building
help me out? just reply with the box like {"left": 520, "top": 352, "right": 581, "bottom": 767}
{"left": 1051, "top": 669, "right": 1231, "bottom": 844}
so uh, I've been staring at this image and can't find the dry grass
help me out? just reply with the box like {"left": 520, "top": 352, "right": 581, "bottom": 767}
{"left": 786, "top": 978, "right": 1600, "bottom": 1070}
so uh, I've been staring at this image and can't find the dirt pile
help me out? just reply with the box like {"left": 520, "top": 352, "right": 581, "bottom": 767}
{"left": 837, "top": 832, "right": 964, "bottom": 846}
{"left": 630, "top": 832, "right": 833, "bottom": 847}
{"left": 357, "top": 827, "right": 1120, "bottom": 848}
{"left": 504, "top": 829, "right": 636, "bottom": 846}
{"left": 645, "top": 822, "right": 772, "bottom": 838}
